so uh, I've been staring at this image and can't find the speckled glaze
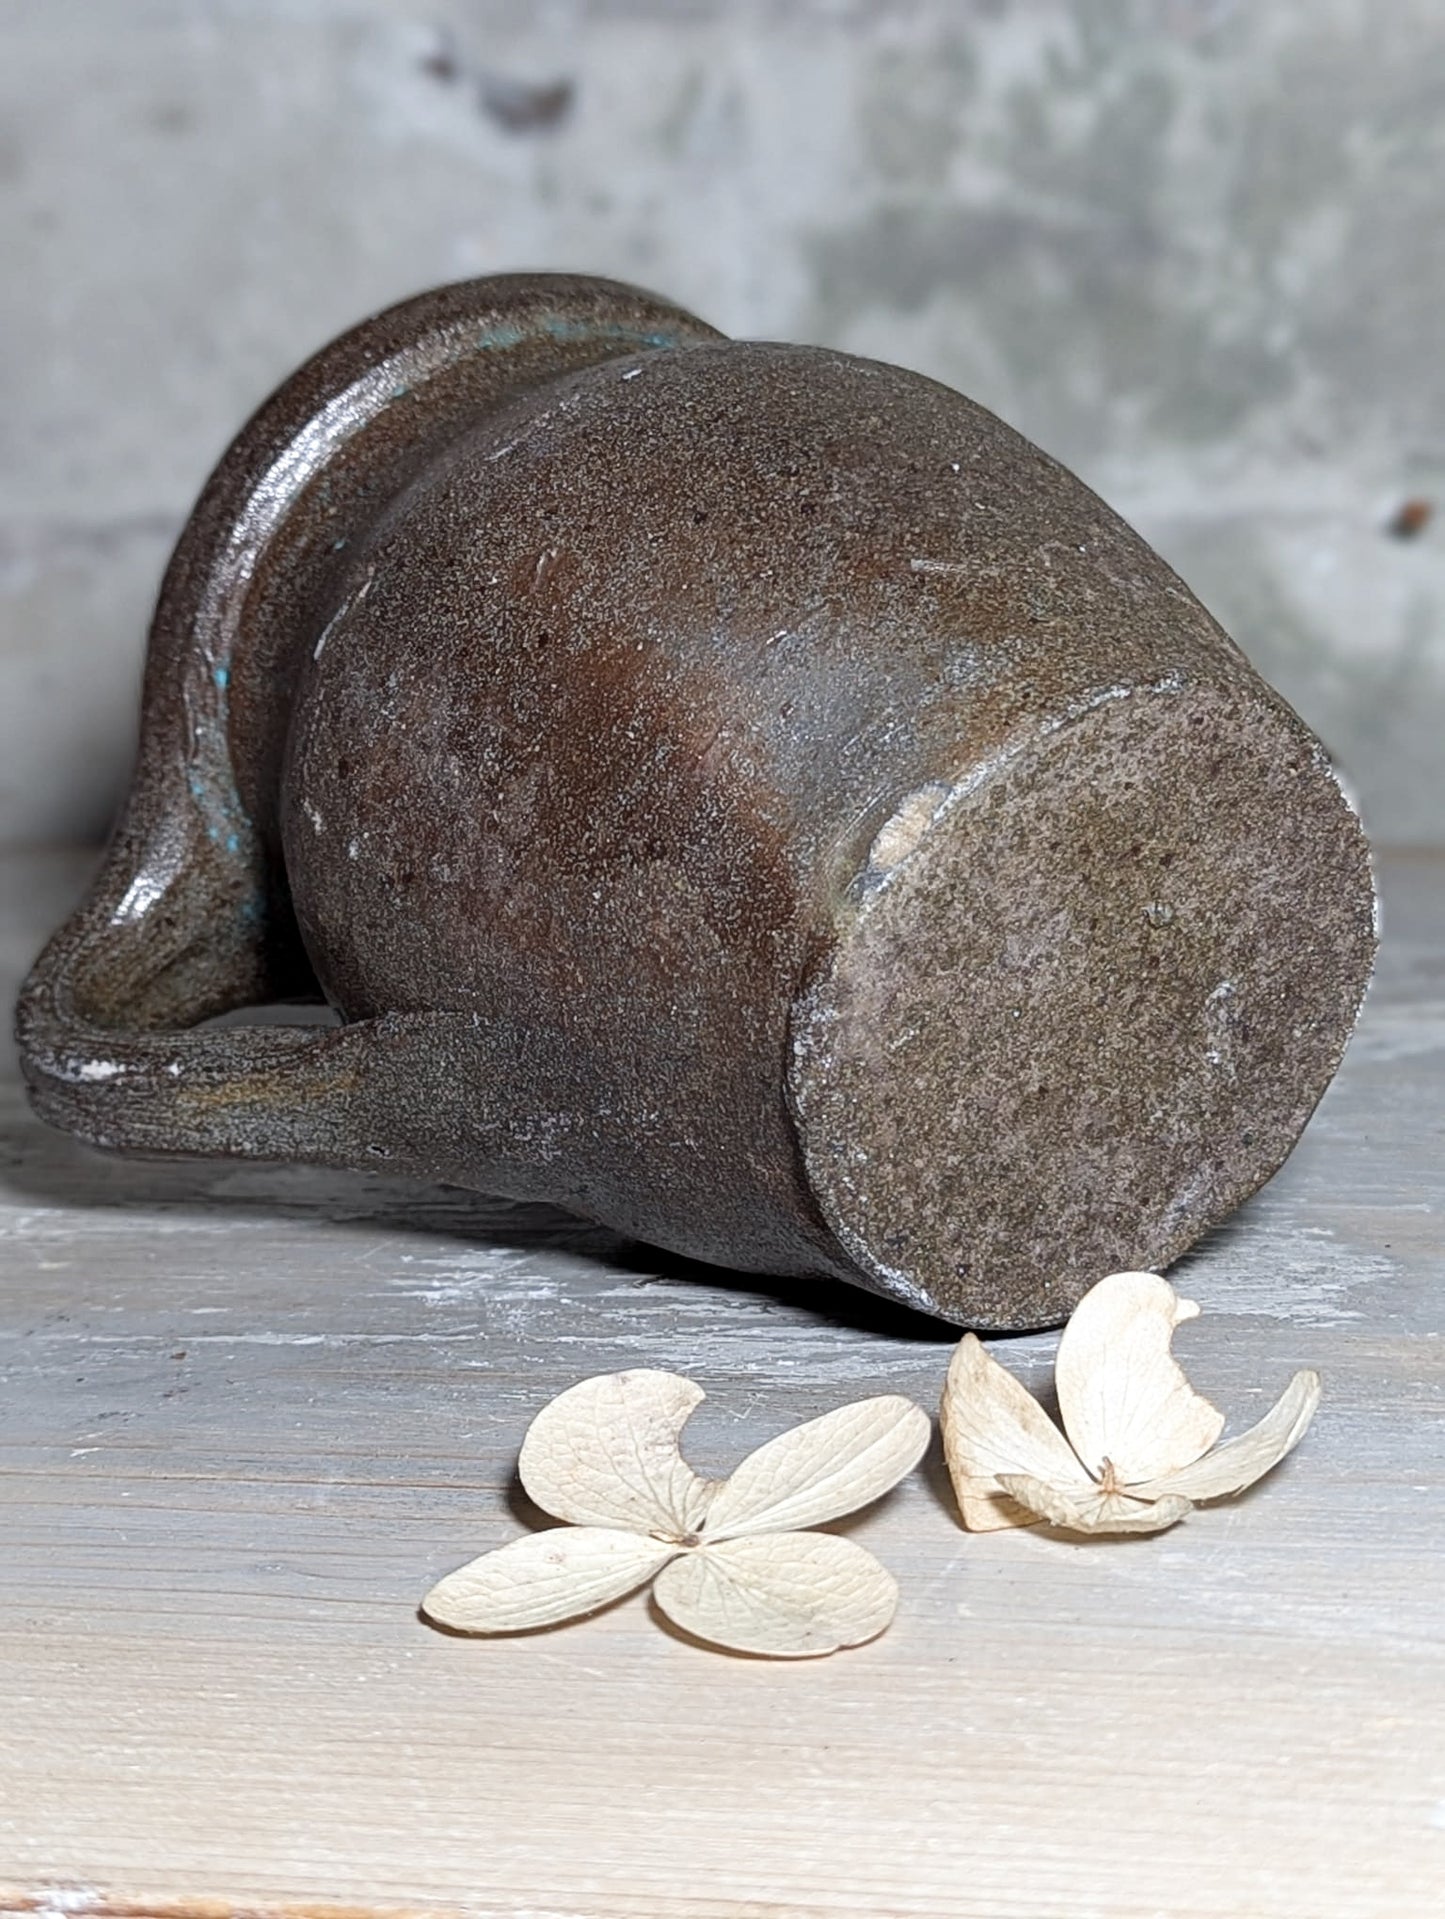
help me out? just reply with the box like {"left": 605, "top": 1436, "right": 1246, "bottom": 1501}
{"left": 16, "top": 273, "right": 1377, "bottom": 1328}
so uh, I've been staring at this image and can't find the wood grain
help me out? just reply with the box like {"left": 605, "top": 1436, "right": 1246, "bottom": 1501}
{"left": 2, "top": 847, "right": 1442, "bottom": 1918}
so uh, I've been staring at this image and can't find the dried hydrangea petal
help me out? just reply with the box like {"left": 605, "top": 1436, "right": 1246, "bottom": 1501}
{"left": 997, "top": 1474, "right": 1195, "bottom": 1537}
{"left": 422, "top": 1527, "right": 676, "bottom": 1634}
{"left": 1133, "top": 1369, "right": 1321, "bottom": 1504}
{"left": 1055, "top": 1272, "right": 1224, "bottom": 1484}
{"left": 653, "top": 1532, "right": 899, "bottom": 1657}
{"left": 940, "top": 1332, "right": 1091, "bottom": 1531}
{"left": 703, "top": 1396, "right": 931, "bottom": 1540}
{"left": 518, "top": 1369, "right": 715, "bottom": 1536}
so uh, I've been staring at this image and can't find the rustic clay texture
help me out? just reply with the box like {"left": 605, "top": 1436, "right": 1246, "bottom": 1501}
{"left": 16, "top": 274, "right": 1376, "bottom": 1326}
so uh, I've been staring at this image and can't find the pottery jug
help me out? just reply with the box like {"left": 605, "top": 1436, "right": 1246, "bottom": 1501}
{"left": 16, "top": 273, "right": 1376, "bottom": 1328}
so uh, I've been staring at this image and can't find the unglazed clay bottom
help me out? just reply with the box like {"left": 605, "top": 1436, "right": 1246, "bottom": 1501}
{"left": 792, "top": 686, "right": 1373, "bottom": 1327}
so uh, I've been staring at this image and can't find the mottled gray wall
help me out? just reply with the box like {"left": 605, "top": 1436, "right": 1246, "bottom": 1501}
{"left": 3, "top": 0, "right": 1442, "bottom": 845}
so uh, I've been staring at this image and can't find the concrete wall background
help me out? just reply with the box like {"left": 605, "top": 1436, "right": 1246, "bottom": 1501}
{"left": 3, "top": 0, "right": 1442, "bottom": 846}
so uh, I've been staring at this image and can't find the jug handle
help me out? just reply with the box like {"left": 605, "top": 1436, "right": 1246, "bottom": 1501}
{"left": 14, "top": 830, "right": 449, "bottom": 1173}
{"left": 15, "top": 273, "right": 720, "bottom": 1176}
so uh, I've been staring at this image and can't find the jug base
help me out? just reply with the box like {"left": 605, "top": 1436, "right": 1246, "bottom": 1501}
{"left": 788, "top": 682, "right": 1376, "bottom": 1329}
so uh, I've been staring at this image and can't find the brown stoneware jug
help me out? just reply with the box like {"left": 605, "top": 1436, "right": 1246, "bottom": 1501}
{"left": 16, "top": 273, "right": 1376, "bottom": 1328}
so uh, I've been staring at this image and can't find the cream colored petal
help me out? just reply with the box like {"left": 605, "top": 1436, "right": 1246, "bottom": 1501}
{"left": 940, "top": 1333, "right": 1092, "bottom": 1531}
{"left": 421, "top": 1527, "right": 676, "bottom": 1634}
{"left": 1134, "top": 1370, "right": 1321, "bottom": 1504}
{"left": 950, "top": 1485, "right": 1048, "bottom": 1533}
{"left": 702, "top": 1395, "right": 931, "bottom": 1540}
{"left": 518, "top": 1369, "right": 715, "bottom": 1535}
{"left": 653, "top": 1533, "right": 898, "bottom": 1657}
{"left": 997, "top": 1473, "right": 1195, "bottom": 1537}
{"left": 1055, "top": 1271, "right": 1224, "bottom": 1484}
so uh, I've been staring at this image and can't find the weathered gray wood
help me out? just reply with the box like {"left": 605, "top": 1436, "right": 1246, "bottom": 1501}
{"left": 2, "top": 846, "right": 1442, "bottom": 1918}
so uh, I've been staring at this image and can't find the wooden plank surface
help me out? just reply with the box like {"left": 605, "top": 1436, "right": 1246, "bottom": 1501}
{"left": 2, "top": 845, "right": 1442, "bottom": 1918}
